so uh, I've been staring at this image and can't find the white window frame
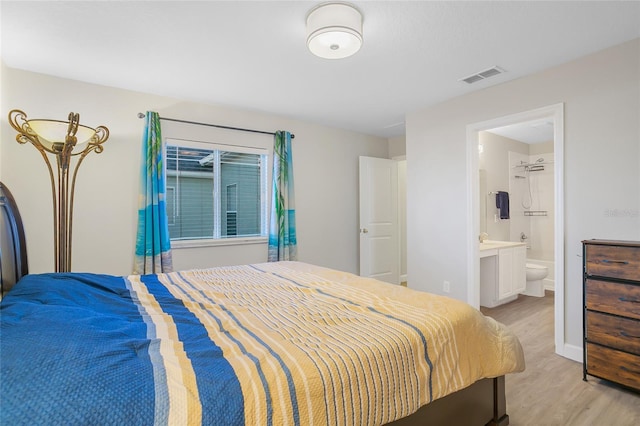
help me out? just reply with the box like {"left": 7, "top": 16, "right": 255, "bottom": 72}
{"left": 165, "top": 137, "right": 270, "bottom": 248}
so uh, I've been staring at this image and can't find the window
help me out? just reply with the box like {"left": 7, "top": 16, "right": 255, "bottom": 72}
{"left": 226, "top": 184, "right": 238, "bottom": 236}
{"left": 165, "top": 140, "right": 268, "bottom": 243}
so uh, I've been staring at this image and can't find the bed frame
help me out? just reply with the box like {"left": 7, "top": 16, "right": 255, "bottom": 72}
{"left": 0, "top": 181, "right": 28, "bottom": 294}
{"left": 0, "top": 182, "right": 509, "bottom": 425}
{"left": 388, "top": 376, "right": 508, "bottom": 426}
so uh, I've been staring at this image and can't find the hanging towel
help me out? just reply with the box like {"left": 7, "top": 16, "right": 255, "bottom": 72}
{"left": 496, "top": 191, "right": 510, "bottom": 219}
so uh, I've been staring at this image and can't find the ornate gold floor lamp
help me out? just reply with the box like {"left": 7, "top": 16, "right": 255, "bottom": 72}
{"left": 8, "top": 110, "right": 109, "bottom": 272}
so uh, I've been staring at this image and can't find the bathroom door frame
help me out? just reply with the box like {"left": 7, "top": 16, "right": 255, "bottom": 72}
{"left": 466, "top": 103, "right": 571, "bottom": 360}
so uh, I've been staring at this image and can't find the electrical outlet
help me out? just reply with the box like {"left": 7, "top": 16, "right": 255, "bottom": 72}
{"left": 443, "top": 281, "right": 450, "bottom": 293}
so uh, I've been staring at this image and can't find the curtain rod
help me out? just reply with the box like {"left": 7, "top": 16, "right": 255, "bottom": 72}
{"left": 137, "top": 113, "right": 294, "bottom": 139}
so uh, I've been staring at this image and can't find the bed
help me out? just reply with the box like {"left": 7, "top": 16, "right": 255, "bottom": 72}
{"left": 0, "top": 181, "right": 525, "bottom": 426}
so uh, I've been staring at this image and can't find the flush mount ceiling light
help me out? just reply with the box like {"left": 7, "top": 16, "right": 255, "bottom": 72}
{"left": 306, "top": 2, "right": 363, "bottom": 59}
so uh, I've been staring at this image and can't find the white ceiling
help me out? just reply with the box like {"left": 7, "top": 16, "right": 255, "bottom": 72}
{"left": 2, "top": 1, "right": 639, "bottom": 139}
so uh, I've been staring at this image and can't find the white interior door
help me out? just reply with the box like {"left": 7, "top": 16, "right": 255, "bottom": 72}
{"left": 359, "top": 156, "right": 399, "bottom": 284}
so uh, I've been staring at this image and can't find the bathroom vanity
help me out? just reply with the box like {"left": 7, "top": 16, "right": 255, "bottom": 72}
{"left": 480, "top": 240, "right": 527, "bottom": 308}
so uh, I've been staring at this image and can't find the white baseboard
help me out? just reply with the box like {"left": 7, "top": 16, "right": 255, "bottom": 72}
{"left": 400, "top": 274, "right": 407, "bottom": 283}
{"left": 558, "top": 343, "right": 583, "bottom": 363}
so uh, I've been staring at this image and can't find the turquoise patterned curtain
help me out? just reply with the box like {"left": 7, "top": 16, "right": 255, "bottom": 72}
{"left": 133, "top": 111, "right": 173, "bottom": 274}
{"left": 268, "top": 131, "right": 297, "bottom": 261}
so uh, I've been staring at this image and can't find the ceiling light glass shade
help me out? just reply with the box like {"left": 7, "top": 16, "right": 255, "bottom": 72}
{"left": 306, "top": 3, "right": 363, "bottom": 59}
{"left": 27, "top": 119, "right": 97, "bottom": 151}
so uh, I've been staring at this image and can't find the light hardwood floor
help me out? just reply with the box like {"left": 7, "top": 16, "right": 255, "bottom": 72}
{"left": 481, "top": 292, "right": 640, "bottom": 426}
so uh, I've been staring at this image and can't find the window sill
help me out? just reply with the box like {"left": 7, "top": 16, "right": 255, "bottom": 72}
{"left": 171, "top": 236, "right": 267, "bottom": 249}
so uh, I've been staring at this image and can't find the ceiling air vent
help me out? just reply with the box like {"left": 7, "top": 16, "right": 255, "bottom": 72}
{"left": 459, "top": 66, "right": 505, "bottom": 84}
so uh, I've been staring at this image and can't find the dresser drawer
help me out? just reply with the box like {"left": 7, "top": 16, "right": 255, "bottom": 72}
{"left": 586, "top": 311, "right": 640, "bottom": 354}
{"left": 586, "top": 343, "right": 640, "bottom": 391}
{"left": 585, "top": 279, "right": 640, "bottom": 321}
{"left": 585, "top": 244, "right": 640, "bottom": 281}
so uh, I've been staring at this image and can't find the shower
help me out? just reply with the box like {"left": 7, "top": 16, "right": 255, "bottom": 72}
{"left": 516, "top": 157, "right": 547, "bottom": 209}
{"left": 522, "top": 167, "right": 532, "bottom": 209}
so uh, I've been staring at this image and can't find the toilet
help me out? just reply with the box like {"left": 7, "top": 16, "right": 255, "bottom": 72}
{"left": 523, "top": 263, "right": 549, "bottom": 297}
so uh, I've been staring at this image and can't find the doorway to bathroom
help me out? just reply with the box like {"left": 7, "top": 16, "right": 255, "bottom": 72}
{"left": 480, "top": 120, "right": 555, "bottom": 297}
{"left": 467, "top": 103, "right": 571, "bottom": 360}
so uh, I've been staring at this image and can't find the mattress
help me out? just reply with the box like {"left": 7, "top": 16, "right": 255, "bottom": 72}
{"left": 0, "top": 261, "right": 524, "bottom": 425}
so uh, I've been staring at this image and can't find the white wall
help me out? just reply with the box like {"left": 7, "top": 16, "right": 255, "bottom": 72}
{"left": 398, "top": 160, "right": 407, "bottom": 281}
{"left": 406, "top": 39, "right": 640, "bottom": 350}
{"left": 508, "top": 151, "right": 531, "bottom": 245}
{"left": 478, "top": 131, "right": 528, "bottom": 241}
{"left": 388, "top": 135, "right": 406, "bottom": 158}
{"left": 0, "top": 65, "right": 389, "bottom": 276}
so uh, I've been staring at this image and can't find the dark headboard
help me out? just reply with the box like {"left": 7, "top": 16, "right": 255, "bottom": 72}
{"left": 0, "top": 182, "right": 28, "bottom": 293}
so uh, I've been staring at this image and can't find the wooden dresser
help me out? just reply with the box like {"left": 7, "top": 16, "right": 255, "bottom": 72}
{"left": 583, "top": 239, "right": 640, "bottom": 391}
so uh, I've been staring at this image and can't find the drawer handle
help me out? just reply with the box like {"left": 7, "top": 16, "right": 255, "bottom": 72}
{"left": 619, "top": 297, "right": 640, "bottom": 303}
{"left": 601, "top": 259, "right": 629, "bottom": 265}
{"left": 620, "top": 331, "right": 640, "bottom": 339}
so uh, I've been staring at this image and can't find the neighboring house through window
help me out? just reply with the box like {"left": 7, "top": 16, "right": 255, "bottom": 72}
{"left": 165, "top": 139, "right": 268, "bottom": 244}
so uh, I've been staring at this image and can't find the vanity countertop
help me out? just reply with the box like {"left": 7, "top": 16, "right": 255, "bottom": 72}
{"left": 480, "top": 240, "right": 526, "bottom": 250}
{"left": 480, "top": 240, "right": 526, "bottom": 257}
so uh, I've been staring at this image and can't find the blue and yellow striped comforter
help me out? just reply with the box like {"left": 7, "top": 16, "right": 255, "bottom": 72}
{"left": 0, "top": 261, "right": 524, "bottom": 425}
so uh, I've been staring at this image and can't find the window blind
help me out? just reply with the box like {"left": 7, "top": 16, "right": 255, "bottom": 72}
{"left": 166, "top": 145, "right": 265, "bottom": 241}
